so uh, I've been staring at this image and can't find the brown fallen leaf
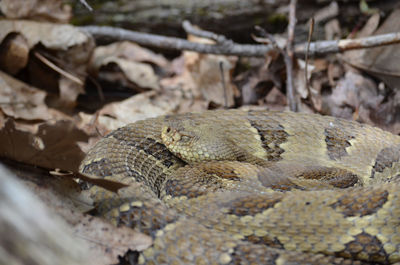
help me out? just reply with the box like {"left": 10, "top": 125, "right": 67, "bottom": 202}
{"left": 0, "top": 20, "right": 94, "bottom": 110}
{"left": 0, "top": 33, "right": 29, "bottom": 75}
{"left": 235, "top": 56, "right": 281, "bottom": 105}
{"left": 343, "top": 10, "right": 400, "bottom": 88}
{"left": 161, "top": 33, "right": 237, "bottom": 108}
{"left": 0, "top": 70, "right": 57, "bottom": 120}
{"left": 0, "top": 118, "right": 88, "bottom": 172}
{"left": 90, "top": 41, "right": 169, "bottom": 68}
{"left": 324, "top": 19, "right": 341, "bottom": 41}
{"left": 367, "top": 88, "right": 400, "bottom": 135}
{"left": 78, "top": 90, "right": 181, "bottom": 136}
{"left": 73, "top": 215, "right": 152, "bottom": 264}
{"left": 322, "top": 70, "right": 382, "bottom": 121}
{"left": 89, "top": 41, "right": 168, "bottom": 92}
{"left": 187, "top": 35, "right": 238, "bottom": 107}
{"left": 0, "top": 0, "right": 72, "bottom": 23}
{"left": 0, "top": 71, "right": 91, "bottom": 170}
{"left": 0, "top": 20, "right": 91, "bottom": 55}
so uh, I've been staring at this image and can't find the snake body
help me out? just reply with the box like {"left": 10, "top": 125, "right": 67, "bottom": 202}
{"left": 79, "top": 109, "right": 400, "bottom": 264}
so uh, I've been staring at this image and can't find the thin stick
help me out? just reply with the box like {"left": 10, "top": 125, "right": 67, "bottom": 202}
{"left": 285, "top": 0, "right": 298, "bottom": 112}
{"left": 182, "top": 20, "right": 232, "bottom": 45}
{"left": 219, "top": 61, "right": 228, "bottom": 108}
{"left": 295, "top": 32, "right": 400, "bottom": 55}
{"left": 86, "top": 75, "right": 105, "bottom": 102}
{"left": 34, "top": 52, "right": 84, "bottom": 85}
{"left": 80, "top": 25, "right": 400, "bottom": 57}
{"left": 78, "top": 0, "right": 93, "bottom": 11}
{"left": 305, "top": 18, "right": 314, "bottom": 97}
{"left": 80, "top": 25, "right": 274, "bottom": 57}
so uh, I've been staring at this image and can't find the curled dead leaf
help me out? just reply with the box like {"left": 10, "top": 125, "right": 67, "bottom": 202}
{"left": 0, "top": 33, "right": 29, "bottom": 75}
{"left": 89, "top": 41, "right": 168, "bottom": 92}
{"left": 0, "top": 0, "right": 72, "bottom": 23}
{"left": 0, "top": 118, "right": 88, "bottom": 172}
{"left": 0, "top": 20, "right": 94, "bottom": 110}
{"left": 0, "top": 71, "right": 53, "bottom": 120}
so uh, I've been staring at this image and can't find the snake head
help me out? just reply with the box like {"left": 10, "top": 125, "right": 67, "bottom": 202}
{"left": 161, "top": 122, "right": 243, "bottom": 163}
{"left": 161, "top": 125, "right": 199, "bottom": 162}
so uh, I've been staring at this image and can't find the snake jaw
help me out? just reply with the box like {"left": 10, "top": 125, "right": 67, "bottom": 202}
{"left": 161, "top": 125, "right": 198, "bottom": 162}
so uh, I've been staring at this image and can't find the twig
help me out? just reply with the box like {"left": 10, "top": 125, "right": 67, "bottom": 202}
{"left": 78, "top": 0, "right": 93, "bottom": 11}
{"left": 86, "top": 74, "right": 105, "bottom": 102}
{"left": 254, "top": 26, "right": 283, "bottom": 53}
{"left": 80, "top": 25, "right": 274, "bottom": 57}
{"left": 285, "top": 0, "right": 298, "bottom": 112}
{"left": 303, "top": 18, "right": 319, "bottom": 113}
{"left": 254, "top": 26, "right": 298, "bottom": 111}
{"left": 79, "top": 25, "right": 400, "bottom": 57}
{"left": 219, "top": 61, "right": 228, "bottom": 108}
{"left": 304, "top": 18, "right": 314, "bottom": 99}
{"left": 182, "top": 20, "right": 233, "bottom": 45}
{"left": 34, "top": 52, "right": 84, "bottom": 85}
{"left": 295, "top": 32, "right": 400, "bottom": 56}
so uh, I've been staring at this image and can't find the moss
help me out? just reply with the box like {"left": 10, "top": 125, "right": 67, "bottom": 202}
{"left": 267, "top": 13, "right": 288, "bottom": 25}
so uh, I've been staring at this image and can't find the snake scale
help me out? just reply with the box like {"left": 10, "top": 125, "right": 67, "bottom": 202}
{"left": 79, "top": 109, "right": 400, "bottom": 265}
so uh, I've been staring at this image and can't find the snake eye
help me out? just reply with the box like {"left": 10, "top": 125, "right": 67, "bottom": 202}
{"left": 166, "top": 127, "right": 171, "bottom": 133}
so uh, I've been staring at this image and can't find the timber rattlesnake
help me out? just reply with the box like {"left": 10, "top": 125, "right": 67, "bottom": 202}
{"left": 80, "top": 109, "right": 400, "bottom": 264}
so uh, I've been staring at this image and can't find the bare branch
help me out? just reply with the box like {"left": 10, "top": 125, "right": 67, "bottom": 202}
{"left": 285, "top": 0, "right": 298, "bottom": 112}
{"left": 253, "top": 26, "right": 280, "bottom": 49}
{"left": 304, "top": 18, "right": 319, "bottom": 113}
{"left": 78, "top": 0, "right": 93, "bottom": 11}
{"left": 80, "top": 25, "right": 274, "bottom": 57}
{"left": 304, "top": 18, "right": 314, "bottom": 103}
{"left": 182, "top": 20, "right": 233, "bottom": 45}
{"left": 34, "top": 52, "right": 83, "bottom": 85}
{"left": 79, "top": 25, "right": 400, "bottom": 58}
{"left": 295, "top": 32, "right": 400, "bottom": 56}
{"left": 219, "top": 61, "right": 228, "bottom": 108}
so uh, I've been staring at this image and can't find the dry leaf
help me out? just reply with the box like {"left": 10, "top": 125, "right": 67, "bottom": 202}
{"left": 0, "top": 71, "right": 52, "bottom": 120}
{"left": 79, "top": 90, "right": 181, "bottom": 134}
{"left": 324, "top": 19, "right": 341, "bottom": 40}
{"left": 343, "top": 10, "right": 400, "bottom": 88}
{"left": 0, "top": 118, "right": 88, "bottom": 172}
{"left": 313, "top": 1, "right": 339, "bottom": 24}
{"left": 185, "top": 35, "right": 238, "bottom": 107}
{"left": 294, "top": 59, "right": 315, "bottom": 100}
{"left": 0, "top": 20, "right": 94, "bottom": 109}
{"left": 235, "top": 55, "right": 284, "bottom": 105}
{"left": 73, "top": 215, "right": 151, "bottom": 264}
{"left": 0, "top": 33, "right": 29, "bottom": 75}
{"left": 322, "top": 71, "right": 382, "bottom": 120}
{"left": 89, "top": 42, "right": 167, "bottom": 92}
{"left": 264, "top": 87, "right": 287, "bottom": 111}
{"left": 162, "top": 33, "right": 237, "bottom": 108}
{"left": 0, "top": 20, "right": 90, "bottom": 50}
{"left": 98, "top": 57, "right": 160, "bottom": 91}
{"left": 160, "top": 55, "right": 199, "bottom": 98}
{"left": 0, "top": 0, "right": 71, "bottom": 23}
{"left": 91, "top": 41, "right": 169, "bottom": 68}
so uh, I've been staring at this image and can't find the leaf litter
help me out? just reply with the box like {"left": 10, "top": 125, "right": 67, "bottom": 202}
{"left": 0, "top": 0, "right": 400, "bottom": 263}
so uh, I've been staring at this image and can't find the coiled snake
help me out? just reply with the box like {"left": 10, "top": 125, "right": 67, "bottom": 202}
{"left": 79, "top": 109, "right": 400, "bottom": 265}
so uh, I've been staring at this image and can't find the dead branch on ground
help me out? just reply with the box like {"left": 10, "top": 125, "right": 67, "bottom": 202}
{"left": 80, "top": 24, "right": 400, "bottom": 58}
